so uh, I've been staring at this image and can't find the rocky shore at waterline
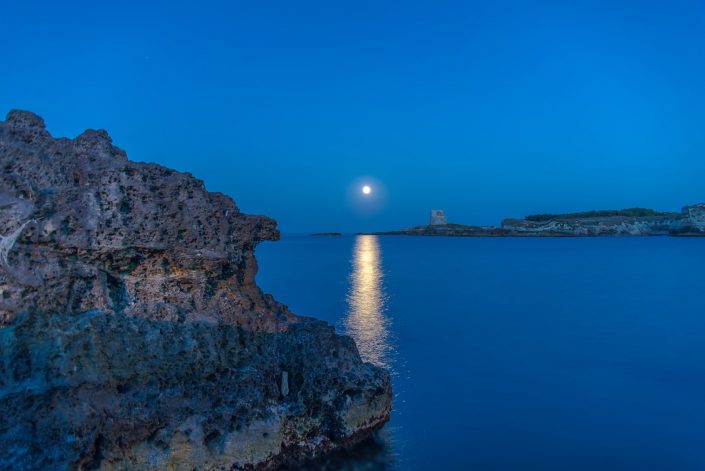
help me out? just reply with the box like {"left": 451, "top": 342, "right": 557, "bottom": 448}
{"left": 0, "top": 110, "right": 391, "bottom": 470}
{"left": 363, "top": 206, "right": 705, "bottom": 237}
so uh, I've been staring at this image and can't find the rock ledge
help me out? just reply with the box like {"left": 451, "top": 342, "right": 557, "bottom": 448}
{"left": 0, "top": 110, "right": 391, "bottom": 470}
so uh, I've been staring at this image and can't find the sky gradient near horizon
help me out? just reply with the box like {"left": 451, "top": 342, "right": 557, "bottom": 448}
{"left": 2, "top": 0, "right": 704, "bottom": 232}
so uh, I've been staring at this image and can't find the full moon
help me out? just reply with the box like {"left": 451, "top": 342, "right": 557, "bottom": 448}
{"left": 362, "top": 185, "right": 372, "bottom": 195}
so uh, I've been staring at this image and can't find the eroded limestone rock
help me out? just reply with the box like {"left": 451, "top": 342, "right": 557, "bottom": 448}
{"left": 0, "top": 110, "right": 391, "bottom": 470}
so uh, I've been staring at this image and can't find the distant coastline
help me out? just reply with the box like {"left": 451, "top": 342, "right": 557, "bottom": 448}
{"left": 359, "top": 204, "right": 705, "bottom": 237}
{"left": 312, "top": 232, "right": 342, "bottom": 236}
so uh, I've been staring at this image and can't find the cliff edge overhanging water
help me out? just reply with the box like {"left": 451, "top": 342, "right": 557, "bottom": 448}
{"left": 0, "top": 110, "right": 391, "bottom": 470}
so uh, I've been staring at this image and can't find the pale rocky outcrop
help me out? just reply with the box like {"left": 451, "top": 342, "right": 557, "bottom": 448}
{"left": 674, "top": 203, "right": 705, "bottom": 235}
{"left": 501, "top": 207, "right": 705, "bottom": 237}
{"left": 0, "top": 110, "right": 391, "bottom": 470}
{"left": 500, "top": 215, "right": 681, "bottom": 236}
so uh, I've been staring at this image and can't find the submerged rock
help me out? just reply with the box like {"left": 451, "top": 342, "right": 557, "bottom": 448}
{"left": 0, "top": 110, "right": 391, "bottom": 470}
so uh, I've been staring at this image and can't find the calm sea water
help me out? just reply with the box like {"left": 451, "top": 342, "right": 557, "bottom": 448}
{"left": 256, "top": 235, "right": 705, "bottom": 470}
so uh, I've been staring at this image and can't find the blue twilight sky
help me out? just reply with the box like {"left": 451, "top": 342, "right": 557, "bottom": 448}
{"left": 1, "top": 0, "right": 704, "bottom": 233}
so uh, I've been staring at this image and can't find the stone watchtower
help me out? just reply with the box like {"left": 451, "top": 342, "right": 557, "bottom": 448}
{"left": 429, "top": 209, "right": 447, "bottom": 226}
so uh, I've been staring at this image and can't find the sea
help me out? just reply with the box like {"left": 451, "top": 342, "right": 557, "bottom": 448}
{"left": 256, "top": 234, "right": 705, "bottom": 471}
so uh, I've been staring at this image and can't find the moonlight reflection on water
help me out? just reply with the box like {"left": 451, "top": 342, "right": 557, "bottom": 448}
{"left": 344, "top": 235, "right": 392, "bottom": 369}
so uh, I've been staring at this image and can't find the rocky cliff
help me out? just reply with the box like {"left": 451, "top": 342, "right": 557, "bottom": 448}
{"left": 502, "top": 206, "right": 705, "bottom": 236}
{"left": 364, "top": 206, "right": 705, "bottom": 237}
{"left": 500, "top": 215, "right": 681, "bottom": 236}
{"left": 0, "top": 111, "right": 391, "bottom": 470}
{"left": 672, "top": 203, "right": 705, "bottom": 235}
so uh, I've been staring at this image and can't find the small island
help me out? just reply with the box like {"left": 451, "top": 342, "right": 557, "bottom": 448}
{"left": 312, "top": 232, "right": 343, "bottom": 236}
{"left": 360, "top": 206, "right": 705, "bottom": 237}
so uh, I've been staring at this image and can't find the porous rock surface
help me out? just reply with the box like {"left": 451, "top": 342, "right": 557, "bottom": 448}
{"left": 0, "top": 110, "right": 391, "bottom": 470}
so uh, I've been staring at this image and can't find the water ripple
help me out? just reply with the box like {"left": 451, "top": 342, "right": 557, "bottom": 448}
{"left": 344, "top": 235, "right": 393, "bottom": 369}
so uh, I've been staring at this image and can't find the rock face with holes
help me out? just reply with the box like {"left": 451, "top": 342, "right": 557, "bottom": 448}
{"left": 0, "top": 110, "right": 391, "bottom": 470}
